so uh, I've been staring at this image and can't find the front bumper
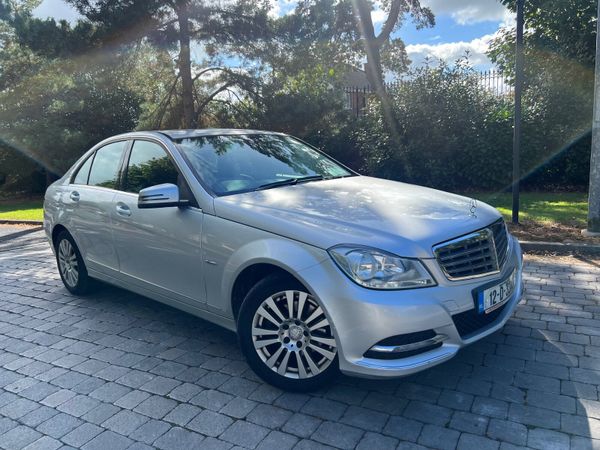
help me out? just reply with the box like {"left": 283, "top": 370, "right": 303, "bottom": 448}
{"left": 297, "top": 236, "right": 523, "bottom": 379}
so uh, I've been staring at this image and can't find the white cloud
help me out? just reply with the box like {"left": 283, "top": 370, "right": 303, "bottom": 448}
{"left": 421, "top": 0, "right": 511, "bottom": 25}
{"left": 405, "top": 33, "right": 496, "bottom": 68}
{"left": 371, "top": 8, "right": 386, "bottom": 25}
{"left": 269, "top": 0, "right": 298, "bottom": 18}
{"left": 33, "top": 0, "right": 81, "bottom": 23}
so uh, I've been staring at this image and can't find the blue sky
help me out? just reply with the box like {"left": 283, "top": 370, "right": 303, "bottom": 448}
{"left": 33, "top": 0, "right": 513, "bottom": 70}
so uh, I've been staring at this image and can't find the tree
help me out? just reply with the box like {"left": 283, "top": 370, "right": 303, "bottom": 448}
{"left": 65, "top": 0, "right": 271, "bottom": 128}
{"left": 0, "top": 0, "right": 141, "bottom": 187}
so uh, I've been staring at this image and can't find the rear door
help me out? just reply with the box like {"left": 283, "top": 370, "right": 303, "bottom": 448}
{"left": 64, "top": 140, "right": 127, "bottom": 275}
{"left": 111, "top": 139, "right": 205, "bottom": 306}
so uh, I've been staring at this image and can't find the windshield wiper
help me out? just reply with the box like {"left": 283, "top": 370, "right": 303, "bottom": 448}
{"left": 255, "top": 175, "right": 324, "bottom": 191}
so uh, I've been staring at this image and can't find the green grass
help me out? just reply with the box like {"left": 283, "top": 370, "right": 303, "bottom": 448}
{"left": 471, "top": 192, "right": 588, "bottom": 227}
{"left": 0, "top": 199, "right": 44, "bottom": 221}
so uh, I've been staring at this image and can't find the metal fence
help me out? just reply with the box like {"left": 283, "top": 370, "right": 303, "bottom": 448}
{"left": 343, "top": 70, "right": 513, "bottom": 117}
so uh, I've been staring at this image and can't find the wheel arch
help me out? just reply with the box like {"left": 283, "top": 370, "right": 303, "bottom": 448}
{"left": 51, "top": 223, "right": 69, "bottom": 249}
{"left": 231, "top": 263, "right": 303, "bottom": 321}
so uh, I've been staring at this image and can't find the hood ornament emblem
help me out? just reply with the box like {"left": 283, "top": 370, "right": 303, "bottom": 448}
{"left": 469, "top": 199, "right": 478, "bottom": 217}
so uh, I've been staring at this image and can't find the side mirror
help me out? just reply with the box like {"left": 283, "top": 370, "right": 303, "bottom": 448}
{"left": 138, "top": 183, "right": 187, "bottom": 209}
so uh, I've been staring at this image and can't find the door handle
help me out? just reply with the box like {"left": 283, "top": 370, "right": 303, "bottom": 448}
{"left": 116, "top": 203, "right": 131, "bottom": 217}
{"left": 70, "top": 191, "right": 80, "bottom": 202}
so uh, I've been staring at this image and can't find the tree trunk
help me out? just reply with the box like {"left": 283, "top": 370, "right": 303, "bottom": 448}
{"left": 353, "top": 0, "right": 399, "bottom": 139}
{"left": 177, "top": 3, "right": 195, "bottom": 129}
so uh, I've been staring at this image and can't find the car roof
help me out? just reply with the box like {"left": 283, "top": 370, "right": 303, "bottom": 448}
{"left": 117, "top": 128, "right": 283, "bottom": 141}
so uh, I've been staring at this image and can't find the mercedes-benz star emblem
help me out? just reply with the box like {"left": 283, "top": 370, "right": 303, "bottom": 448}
{"left": 469, "top": 199, "right": 478, "bottom": 217}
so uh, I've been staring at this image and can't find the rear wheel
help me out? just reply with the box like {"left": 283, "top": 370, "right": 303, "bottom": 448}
{"left": 55, "top": 231, "right": 92, "bottom": 295}
{"left": 238, "top": 274, "right": 339, "bottom": 391}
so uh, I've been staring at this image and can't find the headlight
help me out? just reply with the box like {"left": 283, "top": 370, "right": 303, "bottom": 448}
{"left": 328, "top": 245, "right": 436, "bottom": 290}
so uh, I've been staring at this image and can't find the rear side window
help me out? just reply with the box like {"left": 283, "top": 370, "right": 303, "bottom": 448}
{"left": 88, "top": 141, "right": 126, "bottom": 189}
{"left": 124, "top": 140, "right": 179, "bottom": 194}
{"left": 72, "top": 155, "right": 93, "bottom": 185}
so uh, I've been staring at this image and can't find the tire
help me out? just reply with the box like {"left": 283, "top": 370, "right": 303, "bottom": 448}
{"left": 238, "top": 273, "right": 339, "bottom": 391}
{"left": 55, "top": 230, "right": 92, "bottom": 295}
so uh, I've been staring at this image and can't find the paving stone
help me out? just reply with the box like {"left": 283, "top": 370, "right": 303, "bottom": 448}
{"left": 88, "top": 382, "right": 131, "bottom": 403}
{"left": 360, "top": 391, "right": 407, "bottom": 415}
{"left": 101, "top": 409, "right": 148, "bottom": 436}
{"left": 247, "top": 404, "right": 293, "bottom": 429}
{"left": 382, "top": 416, "right": 422, "bottom": 442}
{"left": 81, "top": 430, "right": 133, "bottom": 450}
{"left": 139, "top": 376, "right": 181, "bottom": 395}
{"left": 0, "top": 397, "right": 39, "bottom": 419}
{"left": 56, "top": 395, "right": 100, "bottom": 417}
{"left": 114, "top": 390, "right": 151, "bottom": 409}
{"left": 256, "top": 430, "right": 298, "bottom": 450}
{"left": 527, "top": 428, "right": 570, "bottom": 450}
{"left": 20, "top": 406, "right": 59, "bottom": 428}
{"left": 311, "top": 421, "right": 364, "bottom": 450}
{"left": 457, "top": 433, "right": 500, "bottom": 450}
{"left": 166, "top": 382, "right": 203, "bottom": 402}
{"left": 417, "top": 424, "right": 460, "bottom": 450}
{"left": 133, "top": 395, "right": 177, "bottom": 419}
{"left": 163, "top": 403, "right": 201, "bottom": 426}
{"left": 60, "top": 423, "right": 103, "bottom": 447}
{"left": 472, "top": 397, "right": 509, "bottom": 419}
{"left": 36, "top": 413, "right": 83, "bottom": 439}
{"left": 355, "top": 431, "right": 398, "bottom": 450}
{"left": 508, "top": 404, "right": 561, "bottom": 429}
{"left": 0, "top": 425, "right": 42, "bottom": 450}
{"left": 220, "top": 421, "right": 270, "bottom": 448}
{"left": 438, "top": 390, "right": 474, "bottom": 411}
{"left": 220, "top": 397, "right": 258, "bottom": 419}
{"left": 128, "top": 419, "right": 171, "bottom": 444}
{"left": 154, "top": 427, "right": 205, "bottom": 450}
{"left": 190, "top": 389, "right": 234, "bottom": 411}
{"left": 188, "top": 410, "right": 233, "bottom": 437}
{"left": 81, "top": 403, "right": 120, "bottom": 425}
{"left": 22, "top": 435, "right": 62, "bottom": 450}
{"left": 404, "top": 401, "right": 452, "bottom": 426}
{"left": 486, "top": 419, "right": 528, "bottom": 446}
{"left": 450, "top": 411, "right": 489, "bottom": 435}
{"left": 281, "top": 413, "right": 322, "bottom": 438}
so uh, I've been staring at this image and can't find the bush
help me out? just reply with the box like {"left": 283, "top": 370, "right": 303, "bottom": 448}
{"left": 355, "top": 60, "right": 590, "bottom": 192}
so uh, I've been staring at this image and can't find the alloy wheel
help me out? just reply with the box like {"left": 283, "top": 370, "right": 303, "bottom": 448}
{"left": 251, "top": 290, "right": 337, "bottom": 379}
{"left": 58, "top": 238, "right": 79, "bottom": 288}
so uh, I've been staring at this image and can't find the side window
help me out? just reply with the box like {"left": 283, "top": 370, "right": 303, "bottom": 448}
{"left": 124, "top": 140, "right": 179, "bottom": 194}
{"left": 88, "top": 141, "right": 126, "bottom": 189}
{"left": 72, "top": 155, "right": 93, "bottom": 185}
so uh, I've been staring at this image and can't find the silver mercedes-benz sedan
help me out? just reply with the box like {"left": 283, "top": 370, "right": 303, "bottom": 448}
{"left": 44, "top": 129, "right": 523, "bottom": 391}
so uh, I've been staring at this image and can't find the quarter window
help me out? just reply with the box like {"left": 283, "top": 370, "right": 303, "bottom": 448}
{"left": 88, "top": 141, "right": 126, "bottom": 189}
{"left": 124, "top": 140, "right": 179, "bottom": 194}
{"left": 72, "top": 155, "right": 93, "bottom": 185}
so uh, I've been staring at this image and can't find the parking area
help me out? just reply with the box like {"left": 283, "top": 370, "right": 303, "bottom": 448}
{"left": 0, "top": 229, "right": 599, "bottom": 450}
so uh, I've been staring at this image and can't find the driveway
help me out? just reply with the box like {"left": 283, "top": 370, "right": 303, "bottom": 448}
{"left": 0, "top": 227, "right": 599, "bottom": 450}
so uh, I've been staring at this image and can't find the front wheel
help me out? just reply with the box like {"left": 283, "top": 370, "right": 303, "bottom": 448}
{"left": 238, "top": 274, "right": 339, "bottom": 391}
{"left": 55, "top": 231, "right": 93, "bottom": 295}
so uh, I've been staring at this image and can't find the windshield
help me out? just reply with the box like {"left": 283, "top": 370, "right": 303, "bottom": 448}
{"left": 175, "top": 134, "right": 353, "bottom": 196}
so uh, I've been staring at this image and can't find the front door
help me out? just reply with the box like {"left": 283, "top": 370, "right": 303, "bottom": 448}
{"left": 111, "top": 139, "right": 205, "bottom": 306}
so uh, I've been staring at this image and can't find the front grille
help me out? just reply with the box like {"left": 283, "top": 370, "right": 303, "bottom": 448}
{"left": 434, "top": 219, "right": 509, "bottom": 280}
{"left": 452, "top": 301, "right": 508, "bottom": 338}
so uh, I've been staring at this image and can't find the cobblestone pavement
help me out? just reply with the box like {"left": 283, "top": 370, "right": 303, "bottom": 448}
{"left": 0, "top": 230, "right": 599, "bottom": 450}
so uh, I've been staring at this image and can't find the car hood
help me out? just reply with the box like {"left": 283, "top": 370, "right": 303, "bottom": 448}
{"left": 213, "top": 176, "right": 502, "bottom": 258}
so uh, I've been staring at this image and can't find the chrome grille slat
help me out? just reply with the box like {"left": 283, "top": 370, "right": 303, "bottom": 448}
{"left": 433, "top": 219, "right": 509, "bottom": 280}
